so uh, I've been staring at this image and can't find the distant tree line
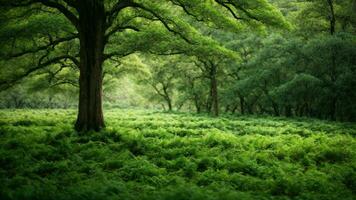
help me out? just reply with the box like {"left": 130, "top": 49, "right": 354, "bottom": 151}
{"left": 139, "top": 0, "right": 356, "bottom": 121}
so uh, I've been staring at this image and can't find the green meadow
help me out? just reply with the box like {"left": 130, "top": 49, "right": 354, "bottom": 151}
{"left": 0, "top": 109, "right": 355, "bottom": 200}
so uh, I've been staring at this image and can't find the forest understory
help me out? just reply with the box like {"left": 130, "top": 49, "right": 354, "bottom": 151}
{"left": 0, "top": 109, "right": 355, "bottom": 200}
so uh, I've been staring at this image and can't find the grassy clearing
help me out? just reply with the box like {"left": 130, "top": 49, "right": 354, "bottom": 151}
{"left": 0, "top": 109, "right": 355, "bottom": 200}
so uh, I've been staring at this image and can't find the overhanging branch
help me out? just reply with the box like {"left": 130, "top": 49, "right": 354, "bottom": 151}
{"left": 130, "top": 3, "right": 194, "bottom": 45}
{"left": 1, "top": 0, "right": 79, "bottom": 29}
{"left": 104, "top": 50, "right": 136, "bottom": 60}
{"left": 221, "top": 0, "right": 260, "bottom": 22}
{"left": 105, "top": 25, "right": 139, "bottom": 41}
{"left": 35, "top": 0, "right": 79, "bottom": 28}
{"left": 106, "top": 0, "right": 136, "bottom": 29}
{"left": 171, "top": 0, "right": 204, "bottom": 22}
{"left": 215, "top": 1, "right": 245, "bottom": 20}
{"left": 0, "top": 54, "right": 79, "bottom": 90}
{"left": 3, "top": 34, "right": 78, "bottom": 59}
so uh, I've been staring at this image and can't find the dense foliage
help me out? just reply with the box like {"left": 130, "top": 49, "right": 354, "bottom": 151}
{"left": 0, "top": 1, "right": 355, "bottom": 199}
{"left": 1, "top": 0, "right": 355, "bottom": 122}
{"left": 0, "top": 109, "right": 355, "bottom": 200}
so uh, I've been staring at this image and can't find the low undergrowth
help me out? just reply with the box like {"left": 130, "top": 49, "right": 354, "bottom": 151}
{"left": 0, "top": 109, "right": 355, "bottom": 200}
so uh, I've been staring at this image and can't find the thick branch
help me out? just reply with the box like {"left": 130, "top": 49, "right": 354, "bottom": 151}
{"left": 3, "top": 34, "right": 78, "bottom": 59}
{"left": 226, "top": 1, "right": 260, "bottom": 21}
{"left": 148, "top": 50, "right": 185, "bottom": 56}
{"left": 215, "top": 1, "right": 244, "bottom": 20}
{"left": 63, "top": 0, "right": 78, "bottom": 9}
{"left": 50, "top": 80, "right": 78, "bottom": 88}
{"left": 171, "top": 0, "right": 204, "bottom": 22}
{"left": 0, "top": 55, "right": 79, "bottom": 90}
{"left": 130, "top": 3, "right": 194, "bottom": 45}
{"left": 35, "top": 0, "right": 79, "bottom": 28}
{"left": 1, "top": 0, "right": 79, "bottom": 28}
{"left": 105, "top": 25, "right": 139, "bottom": 41}
{"left": 106, "top": 0, "right": 136, "bottom": 29}
{"left": 151, "top": 83, "right": 168, "bottom": 99}
{"left": 0, "top": 0, "right": 35, "bottom": 8}
{"left": 104, "top": 50, "right": 136, "bottom": 60}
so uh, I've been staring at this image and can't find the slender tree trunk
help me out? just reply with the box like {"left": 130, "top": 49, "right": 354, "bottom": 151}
{"left": 327, "top": 0, "right": 336, "bottom": 35}
{"left": 285, "top": 105, "right": 292, "bottom": 117}
{"left": 327, "top": 0, "right": 338, "bottom": 120}
{"left": 75, "top": 1, "right": 106, "bottom": 131}
{"left": 225, "top": 105, "right": 230, "bottom": 113}
{"left": 262, "top": 81, "right": 279, "bottom": 116}
{"left": 246, "top": 104, "right": 253, "bottom": 114}
{"left": 162, "top": 85, "right": 173, "bottom": 111}
{"left": 194, "top": 95, "right": 201, "bottom": 113}
{"left": 239, "top": 95, "right": 245, "bottom": 115}
{"left": 294, "top": 105, "right": 299, "bottom": 117}
{"left": 161, "top": 104, "right": 166, "bottom": 111}
{"left": 210, "top": 64, "right": 219, "bottom": 117}
{"left": 206, "top": 93, "right": 212, "bottom": 113}
{"left": 231, "top": 104, "right": 238, "bottom": 114}
{"left": 329, "top": 43, "right": 338, "bottom": 120}
{"left": 196, "top": 106, "right": 201, "bottom": 113}
{"left": 272, "top": 102, "right": 280, "bottom": 116}
{"left": 166, "top": 98, "right": 173, "bottom": 111}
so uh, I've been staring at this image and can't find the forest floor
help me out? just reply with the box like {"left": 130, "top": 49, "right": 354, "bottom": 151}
{"left": 0, "top": 109, "right": 355, "bottom": 200}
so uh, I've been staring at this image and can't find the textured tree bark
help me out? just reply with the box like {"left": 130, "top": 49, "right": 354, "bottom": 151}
{"left": 75, "top": 0, "right": 106, "bottom": 131}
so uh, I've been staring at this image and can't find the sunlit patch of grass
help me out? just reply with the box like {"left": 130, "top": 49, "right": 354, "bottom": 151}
{"left": 0, "top": 109, "right": 355, "bottom": 200}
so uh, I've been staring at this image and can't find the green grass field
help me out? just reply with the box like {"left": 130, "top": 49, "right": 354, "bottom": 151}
{"left": 0, "top": 109, "right": 355, "bottom": 200}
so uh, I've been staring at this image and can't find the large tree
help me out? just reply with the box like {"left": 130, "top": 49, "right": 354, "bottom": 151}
{"left": 0, "top": 0, "right": 286, "bottom": 131}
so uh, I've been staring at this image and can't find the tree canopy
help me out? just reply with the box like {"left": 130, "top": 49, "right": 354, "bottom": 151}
{"left": 1, "top": 0, "right": 355, "bottom": 129}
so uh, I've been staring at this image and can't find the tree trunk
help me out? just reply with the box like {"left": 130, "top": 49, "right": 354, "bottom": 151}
{"left": 231, "top": 104, "right": 238, "bottom": 114}
{"left": 166, "top": 98, "right": 173, "bottom": 111}
{"left": 194, "top": 94, "right": 201, "bottom": 113}
{"left": 225, "top": 105, "right": 230, "bottom": 113}
{"left": 239, "top": 95, "right": 245, "bottom": 115}
{"left": 246, "top": 103, "right": 253, "bottom": 114}
{"left": 327, "top": 0, "right": 336, "bottom": 35}
{"left": 272, "top": 102, "right": 280, "bottom": 116}
{"left": 162, "top": 85, "right": 173, "bottom": 111}
{"left": 327, "top": 0, "right": 338, "bottom": 121}
{"left": 210, "top": 64, "right": 219, "bottom": 117}
{"left": 285, "top": 105, "right": 292, "bottom": 117}
{"left": 262, "top": 81, "right": 279, "bottom": 116}
{"left": 206, "top": 94, "right": 212, "bottom": 113}
{"left": 75, "top": 1, "right": 106, "bottom": 131}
